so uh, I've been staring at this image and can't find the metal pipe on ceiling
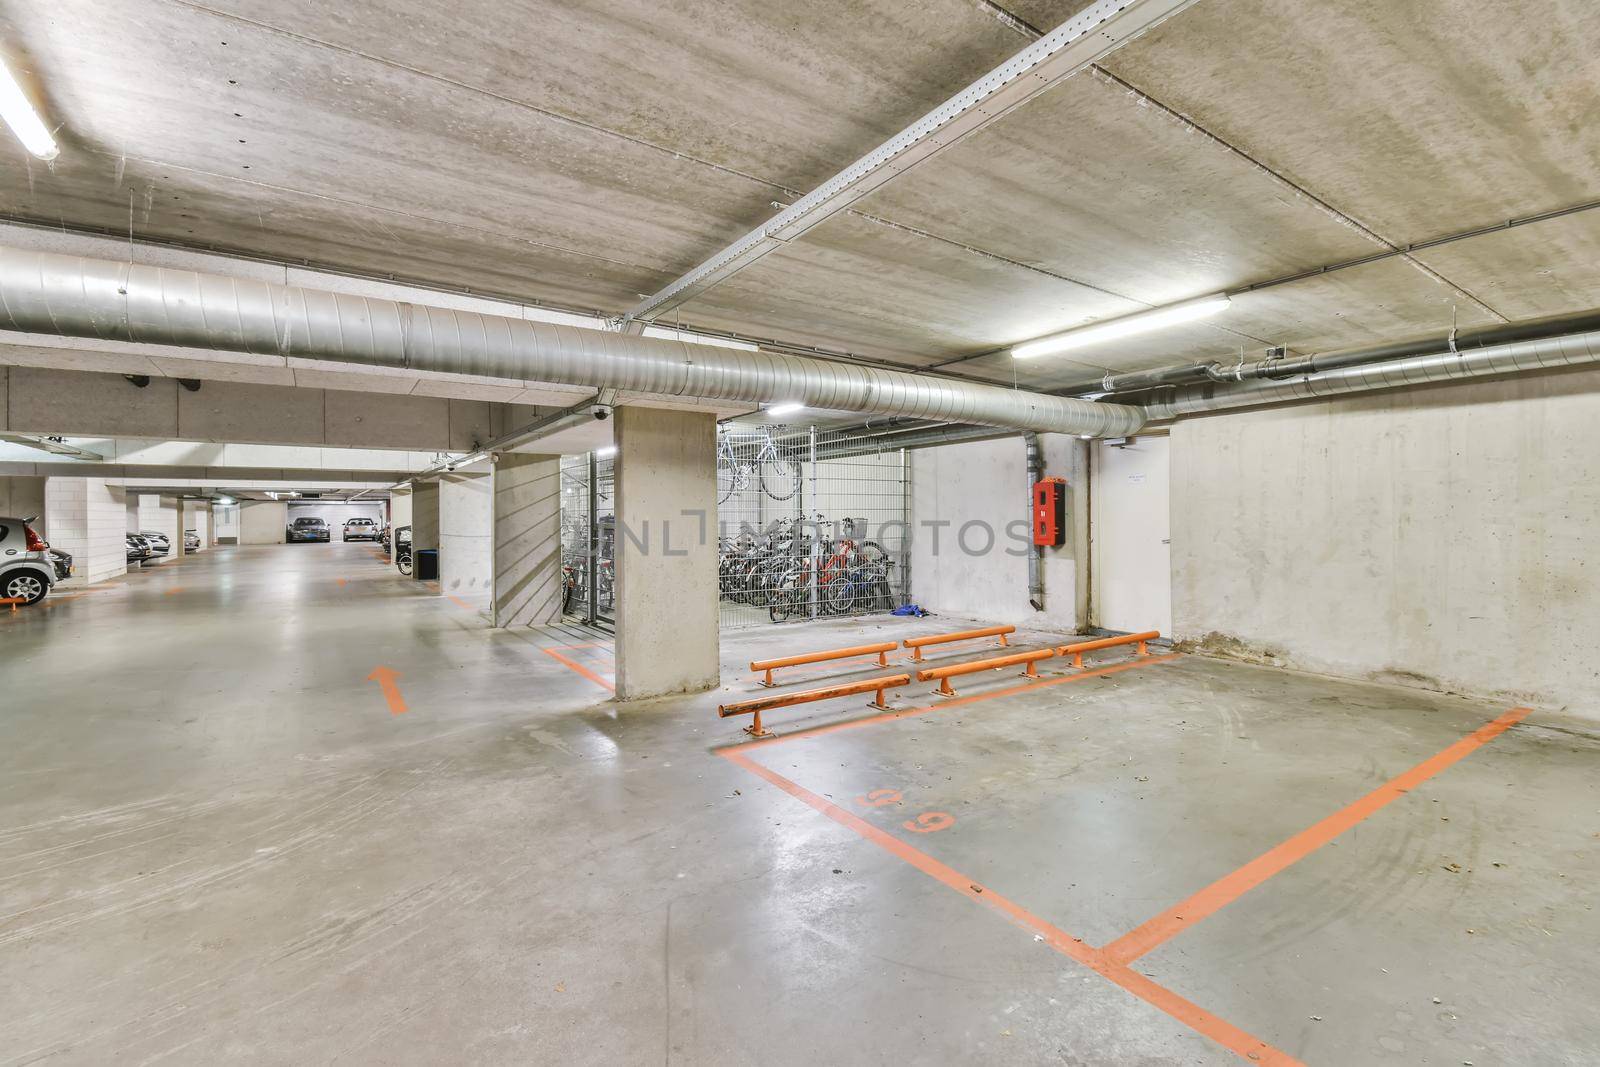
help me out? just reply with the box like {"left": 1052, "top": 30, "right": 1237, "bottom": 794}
{"left": 1144, "top": 327, "right": 1600, "bottom": 421}
{"left": 1094, "top": 309, "right": 1600, "bottom": 396}
{"left": 0, "top": 245, "right": 1145, "bottom": 439}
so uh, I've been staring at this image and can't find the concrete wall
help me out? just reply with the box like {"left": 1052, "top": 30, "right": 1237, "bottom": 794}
{"left": 439, "top": 473, "right": 493, "bottom": 600}
{"left": 214, "top": 504, "right": 239, "bottom": 543}
{"left": 3, "top": 367, "right": 512, "bottom": 452}
{"left": 0, "top": 476, "right": 45, "bottom": 525}
{"left": 43, "top": 477, "right": 127, "bottom": 585}
{"left": 239, "top": 501, "right": 288, "bottom": 544}
{"left": 492, "top": 454, "right": 562, "bottom": 627}
{"left": 909, "top": 434, "right": 1084, "bottom": 634}
{"left": 1170, "top": 369, "right": 1600, "bottom": 718}
{"left": 614, "top": 407, "right": 719, "bottom": 700}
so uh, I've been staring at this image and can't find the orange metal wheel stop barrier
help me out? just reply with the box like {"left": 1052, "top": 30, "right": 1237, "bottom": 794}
{"left": 1058, "top": 630, "right": 1160, "bottom": 668}
{"left": 719, "top": 673, "right": 911, "bottom": 738}
{"left": 750, "top": 640, "right": 897, "bottom": 687}
{"left": 902, "top": 624, "right": 1015, "bottom": 662}
{"left": 916, "top": 648, "right": 1056, "bottom": 697}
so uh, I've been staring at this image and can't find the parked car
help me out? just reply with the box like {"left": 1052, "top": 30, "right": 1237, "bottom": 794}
{"left": 126, "top": 535, "right": 153, "bottom": 564}
{"left": 48, "top": 547, "right": 73, "bottom": 581}
{"left": 184, "top": 529, "right": 200, "bottom": 551}
{"left": 287, "top": 516, "right": 331, "bottom": 543}
{"left": 341, "top": 517, "right": 379, "bottom": 541}
{"left": 378, "top": 525, "right": 391, "bottom": 551}
{"left": 0, "top": 515, "right": 57, "bottom": 606}
{"left": 138, "top": 530, "right": 171, "bottom": 557}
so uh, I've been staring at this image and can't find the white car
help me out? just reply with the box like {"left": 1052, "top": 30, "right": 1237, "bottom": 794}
{"left": 342, "top": 517, "right": 379, "bottom": 541}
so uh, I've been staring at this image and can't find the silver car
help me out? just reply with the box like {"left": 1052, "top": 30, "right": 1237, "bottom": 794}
{"left": 0, "top": 515, "right": 57, "bottom": 606}
{"left": 341, "top": 517, "right": 379, "bottom": 541}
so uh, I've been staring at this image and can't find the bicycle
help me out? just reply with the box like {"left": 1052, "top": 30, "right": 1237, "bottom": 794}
{"left": 717, "top": 427, "right": 799, "bottom": 504}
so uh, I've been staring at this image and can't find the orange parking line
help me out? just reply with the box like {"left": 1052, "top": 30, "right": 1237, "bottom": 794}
{"left": 541, "top": 647, "right": 615, "bottom": 692}
{"left": 729, "top": 653, "right": 1181, "bottom": 749}
{"left": 1102, "top": 704, "right": 1532, "bottom": 966}
{"left": 721, "top": 749, "right": 1300, "bottom": 1065}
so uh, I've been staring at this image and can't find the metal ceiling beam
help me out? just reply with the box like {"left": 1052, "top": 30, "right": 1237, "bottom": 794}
{"left": 0, "top": 433, "right": 104, "bottom": 460}
{"left": 619, "top": 0, "right": 1201, "bottom": 325}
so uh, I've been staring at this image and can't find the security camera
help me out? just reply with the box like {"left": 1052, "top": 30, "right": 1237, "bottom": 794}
{"left": 592, "top": 405, "right": 613, "bottom": 421}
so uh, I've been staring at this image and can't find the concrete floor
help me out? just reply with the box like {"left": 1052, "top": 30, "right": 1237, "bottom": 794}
{"left": 2, "top": 544, "right": 1596, "bottom": 1065}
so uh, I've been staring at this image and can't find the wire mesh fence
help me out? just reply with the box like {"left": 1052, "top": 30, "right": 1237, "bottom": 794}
{"left": 558, "top": 424, "right": 911, "bottom": 631}
{"left": 558, "top": 452, "right": 615, "bottom": 626}
{"left": 717, "top": 424, "right": 910, "bottom": 630}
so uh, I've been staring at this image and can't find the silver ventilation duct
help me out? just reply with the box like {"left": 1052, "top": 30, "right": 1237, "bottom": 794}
{"left": 0, "top": 245, "right": 1144, "bottom": 438}
{"left": 1144, "top": 328, "right": 1600, "bottom": 421}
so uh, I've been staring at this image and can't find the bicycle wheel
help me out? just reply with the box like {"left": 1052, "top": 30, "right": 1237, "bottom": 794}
{"left": 768, "top": 585, "right": 799, "bottom": 623}
{"left": 758, "top": 454, "right": 799, "bottom": 501}
{"left": 717, "top": 463, "right": 737, "bottom": 505}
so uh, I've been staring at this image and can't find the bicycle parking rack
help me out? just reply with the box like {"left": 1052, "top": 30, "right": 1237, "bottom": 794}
{"left": 1058, "top": 630, "right": 1160, "bottom": 667}
{"left": 916, "top": 648, "right": 1056, "bottom": 697}
{"left": 903, "top": 624, "right": 1015, "bottom": 662}
{"left": 750, "top": 641, "right": 898, "bottom": 687}
{"left": 719, "top": 674, "right": 911, "bottom": 737}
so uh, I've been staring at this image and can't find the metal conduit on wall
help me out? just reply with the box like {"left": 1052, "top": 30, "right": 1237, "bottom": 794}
{"left": 0, "top": 245, "right": 1144, "bottom": 439}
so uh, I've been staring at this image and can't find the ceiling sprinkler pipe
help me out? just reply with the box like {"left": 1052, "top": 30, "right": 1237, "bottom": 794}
{"left": 0, "top": 245, "right": 1146, "bottom": 439}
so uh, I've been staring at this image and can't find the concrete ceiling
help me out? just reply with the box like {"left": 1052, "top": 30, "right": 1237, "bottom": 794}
{"left": 3, "top": 0, "right": 1598, "bottom": 392}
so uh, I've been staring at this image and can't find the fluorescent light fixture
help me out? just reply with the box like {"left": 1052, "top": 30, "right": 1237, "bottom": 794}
{"left": 765, "top": 402, "right": 805, "bottom": 418}
{"left": 641, "top": 325, "right": 759, "bottom": 352}
{"left": 595, "top": 445, "right": 616, "bottom": 457}
{"left": 0, "top": 57, "right": 58, "bottom": 160}
{"left": 1011, "top": 294, "right": 1230, "bottom": 359}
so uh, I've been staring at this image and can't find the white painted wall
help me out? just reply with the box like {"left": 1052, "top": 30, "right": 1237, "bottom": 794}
{"left": 439, "top": 473, "right": 493, "bottom": 599}
{"left": 44, "top": 477, "right": 127, "bottom": 585}
{"left": 1170, "top": 369, "right": 1600, "bottom": 718}
{"left": 239, "top": 501, "right": 288, "bottom": 544}
{"left": 284, "top": 501, "right": 384, "bottom": 530}
{"left": 909, "top": 435, "right": 1082, "bottom": 633}
{"left": 1090, "top": 437, "right": 1172, "bottom": 635}
{"left": 390, "top": 490, "right": 412, "bottom": 529}
{"left": 214, "top": 504, "right": 239, "bottom": 542}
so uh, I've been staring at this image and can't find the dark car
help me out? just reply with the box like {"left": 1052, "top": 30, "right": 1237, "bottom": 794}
{"left": 287, "top": 516, "right": 331, "bottom": 543}
{"left": 48, "top": 547, "right": 73, "bottom": 581}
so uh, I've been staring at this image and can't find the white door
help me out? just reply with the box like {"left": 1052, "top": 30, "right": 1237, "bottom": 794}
{"left": 1090, "top": 436, "right": 1172, "bottom": 635}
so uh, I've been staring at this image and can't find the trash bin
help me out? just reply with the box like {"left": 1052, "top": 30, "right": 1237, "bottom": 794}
{"left": 415, "top": 549, "right": 439, "bottom": 581}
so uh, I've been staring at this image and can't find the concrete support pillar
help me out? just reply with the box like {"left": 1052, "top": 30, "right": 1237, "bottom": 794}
{"left": 43, "top": 477, "right": 128, "bottom": 586}
{"left": 385, "top": 489, "right": 411, "bottom": 561}
{"left": 411, "top": 481, "right": 440, "bottom": 583}
{"left": 139, "top": 495, "right": 183, "bottom": 561}
{"left": 191, "top": 503, "right": 213, "bottom": 551}
{"left": 614, "top": 407, "right": 719, "bottom": 700}
{"left": 239, "top": 501, "right": 287, "bottom": 544}
{"left": 490, "top": 453, "right": 561, "bottom": 627}
{"left": 439, "top": 472, "right": 492, "bottom": 601}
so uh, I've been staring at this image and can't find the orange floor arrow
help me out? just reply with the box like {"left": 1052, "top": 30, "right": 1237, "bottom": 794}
{"left": 366, "top": 666, "right": 407, "bottom": 715}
